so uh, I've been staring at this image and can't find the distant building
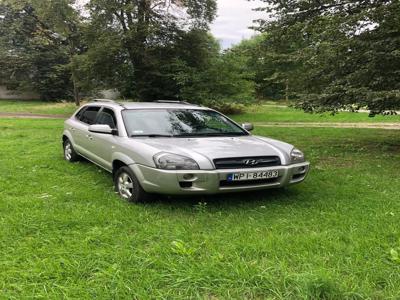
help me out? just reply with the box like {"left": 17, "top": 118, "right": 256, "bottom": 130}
{"left": 0, "top": 86, "right": 40, "bottom": 100}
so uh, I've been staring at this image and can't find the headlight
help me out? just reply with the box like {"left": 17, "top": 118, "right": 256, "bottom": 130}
{"left": 290, "top": 148, "right": 305, "bottom": 163}
{"left": 153, "top": 152, "right": 199, "bottom": 170}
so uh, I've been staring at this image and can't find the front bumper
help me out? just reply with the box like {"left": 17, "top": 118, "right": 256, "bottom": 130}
{"left": 130, "top": 162, "right": 310, "bottom": 195}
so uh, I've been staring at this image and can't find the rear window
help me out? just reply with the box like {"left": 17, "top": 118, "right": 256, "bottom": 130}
{"left": 75, "top": 107, "right": 86, "bottom": 119}
{"left": 79, "top": 106, "right": 101, "bottom": 125}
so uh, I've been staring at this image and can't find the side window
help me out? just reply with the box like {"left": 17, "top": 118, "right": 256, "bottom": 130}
{"left": 75, "top": 107, "right": 86, "bottom": 119}
{"left": 96, "top": 108, "right": 117, "bottom": 129}
{"left": 79, "top": 106, "right": 101, "bottom": 125}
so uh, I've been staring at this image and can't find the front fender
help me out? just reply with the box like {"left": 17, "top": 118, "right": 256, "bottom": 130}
{"left": 112, "top": 152, "right": 136, "bottom": 166}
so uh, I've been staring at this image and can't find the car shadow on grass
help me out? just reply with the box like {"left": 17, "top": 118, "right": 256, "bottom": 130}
{"left": 149, "top": 187, "right": 303, "bottom": 211}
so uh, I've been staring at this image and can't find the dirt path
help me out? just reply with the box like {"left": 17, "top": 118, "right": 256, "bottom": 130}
{"left": 262, "top": 104, "right": 400, "bottom": 114}
{"left": 255, "top": 122, "right": 400, "bottom": 130}
{"left": 0, "top": 112, "right": 66, "bottom": 119}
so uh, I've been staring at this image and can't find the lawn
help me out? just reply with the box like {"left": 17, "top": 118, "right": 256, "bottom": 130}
{"left": 1, "top": 100, "right": 400, "bottom": 124}
{"left": 233, "top": 105, "right": 400, "bottom": 123}
{"left": 0, "top": 100, "right": 77, "bottom": 116}
{"left": 1, "top": 118, "right": 399, "bottom": 299}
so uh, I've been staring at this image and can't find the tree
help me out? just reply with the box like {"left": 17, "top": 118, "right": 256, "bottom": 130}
{"left": 87, "top": 0, "right": 217, "bottom": 101}
{"left": 254, "top": 0, "right": 400, "bottom": 114}
{"left": 0, "top": 0, "right": 85, "bottom": 105}
{"left": 225, "top": 34, "right": 298, "bottom": 101}
{"left": 34, "top": 0, "right": 86, "bottom": 105}
{"left": 173, "top": 32, "right": 256, "bottom": 103}
{"left": 71, "top": 21, "right": 134, "bottom": 98}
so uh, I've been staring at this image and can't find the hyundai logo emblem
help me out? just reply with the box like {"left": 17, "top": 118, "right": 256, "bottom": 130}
{"left": 243, "top": 159, "right": 258, "bottom": 165}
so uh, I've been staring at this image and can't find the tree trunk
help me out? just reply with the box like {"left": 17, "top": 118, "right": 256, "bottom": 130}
{"left": 72, "top": 72, "right": 80, "bottom": 106}
{"left": 285, "top": 79, "right": 289, "bottom": 102}
{"left": 131, "top": 0, "right": 151, "bottom": 100}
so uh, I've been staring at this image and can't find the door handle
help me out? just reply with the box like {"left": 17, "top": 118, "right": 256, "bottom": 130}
{"left": 70, "top": 127, "right": 76, "bottom": 131}
{"left": 86, "top": 134, "right": 93, "bottom": 141}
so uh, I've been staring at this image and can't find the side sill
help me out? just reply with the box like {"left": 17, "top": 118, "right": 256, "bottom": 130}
{"left": 76, "top": 153, "right": 113, "bottom": 173}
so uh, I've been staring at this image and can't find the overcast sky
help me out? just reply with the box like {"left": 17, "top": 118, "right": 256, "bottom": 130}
{"left": 211, "top": 0, "right": 264, "bottom": 49}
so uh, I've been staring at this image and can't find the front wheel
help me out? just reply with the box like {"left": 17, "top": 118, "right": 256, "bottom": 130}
{"left": 114, "top": 166, "right": 152, "bottom": 203}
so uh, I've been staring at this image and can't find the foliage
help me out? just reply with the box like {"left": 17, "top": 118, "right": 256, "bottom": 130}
{"left": 227, "top": 35, "right": 287, "bottom": 100}
{"left": 173, "top": 34, "right": 256, "bottom": 103}
{"left": 0, "top": 0, "right": 255, "bottom": 104}
{"left": 203, "top": 100, "right": 246, "bottom": 115}
{"left": 0, "top": 0, "right": 86, "bottom": 104}
{"left": 86, "top": 0, "right": 217, "bottom": 101}
{"left": 212, "top": 46, "right": 256, "bottom": 102}
{"left": 71, "top": 26, "right": 134, "bottom": 97}
{"left": 0, "top": 0, "right": 222, "bottom": 103}
{"left": 2, "top": 0, "right": 399, "bottom": 112}
{"left": 217, "top": 33, "right": 309, "bottom": 102}
{"left": 0, "top": 2, "right": 71, "bottom": 100}
{"left": 255, "top": 0, "right": 400, "bottom": 114}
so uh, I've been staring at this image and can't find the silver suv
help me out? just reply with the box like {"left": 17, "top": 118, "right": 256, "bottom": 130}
{"left": 62, "top": 100, "right": 310, "bottom": 202}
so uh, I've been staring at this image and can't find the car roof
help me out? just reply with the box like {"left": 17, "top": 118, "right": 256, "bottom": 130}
{"left": 86, "top": 100, "right": 208, "bottom": 111}
{"left": 121, "top": 102, "right": 207, "bottom": 110}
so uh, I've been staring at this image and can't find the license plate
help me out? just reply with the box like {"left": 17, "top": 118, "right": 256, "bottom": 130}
{"left": 227, "top": 170, "right": 279, "bottom": 182}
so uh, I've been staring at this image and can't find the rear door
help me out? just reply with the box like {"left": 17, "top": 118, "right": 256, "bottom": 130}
{"left": 67, "top": 106, "right": 86, "bottom": 145}
{"left": 73, "top": 106, "right": 101, "bottom": 159}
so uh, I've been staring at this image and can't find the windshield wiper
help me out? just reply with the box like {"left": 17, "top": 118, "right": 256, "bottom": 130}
{"left": 130, "top": 134, "right": 174, "bottom": 138}
{"left": 176, "top": 132, "right": 248, "bottom": 137}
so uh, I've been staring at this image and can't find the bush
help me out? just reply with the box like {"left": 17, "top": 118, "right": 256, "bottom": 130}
{"left": 203, "top": 100, "right": 246, "bottom": 115}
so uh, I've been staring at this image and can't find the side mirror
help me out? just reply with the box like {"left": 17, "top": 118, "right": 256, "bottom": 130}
{"left": 242, "top": 122, "right": 254, "bottom": 131}
{"left": 88, "top": 124, "right": 114, "bottom": 135}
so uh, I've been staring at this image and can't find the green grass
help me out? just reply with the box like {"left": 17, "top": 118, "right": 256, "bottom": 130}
{"left": 233, "top": 105, "right": 400, "bottom": 123}
{"left": 1, "top": 118, "right": 400, "bottom": 298}
{"left": 0, "top": 100, "right": 77, "bottom": 116}
{"left": 1, "top": 100, "right": 399, "bottom": 124}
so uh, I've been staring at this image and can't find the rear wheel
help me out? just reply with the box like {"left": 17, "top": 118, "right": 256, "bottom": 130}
{"left": 63, "top": 138, "right": 79, "bottom": 162}
{"left": 114, "top": 166, "right": 151, "bottom": 203}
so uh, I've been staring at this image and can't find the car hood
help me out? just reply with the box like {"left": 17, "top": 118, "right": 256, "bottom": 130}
{"left": 129, "top": 135, "right": 293, "bottom": 168}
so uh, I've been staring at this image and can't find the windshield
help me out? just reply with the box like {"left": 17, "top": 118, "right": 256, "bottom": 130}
{"left": 122, "top": 109, "right": 248, "bottom": 137}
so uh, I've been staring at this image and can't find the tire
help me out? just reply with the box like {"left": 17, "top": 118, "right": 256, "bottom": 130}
{"left": 63, "top": 138, "right": 79, "bottom": 162}
{"left": 114, "top": 166, "right": 151, "bottom": 203}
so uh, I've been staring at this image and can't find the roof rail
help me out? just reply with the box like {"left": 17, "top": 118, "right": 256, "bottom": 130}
{"left": 93, "top": 99, "right": 115, "bottom": 103}
{"left": 155, "top": 100, "right": 196, "bottom": 105}
{"left": 92, "top": 98, "right": 126, "bottom": 108}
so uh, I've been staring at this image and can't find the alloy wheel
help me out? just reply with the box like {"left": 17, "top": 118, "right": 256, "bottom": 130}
{"left": 64, "top": 142, "right": 72, "bottom": 161}
{"left": 117, "top": 172, "right": 134, "bottom": 199}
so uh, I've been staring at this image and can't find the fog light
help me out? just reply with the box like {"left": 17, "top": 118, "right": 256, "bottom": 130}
{"left": 298, "top": 166, "right": 306, "bottom": 172}
{"left": 183, "top": 173, "right": 195, "bottom": 180}
{"left": 179, "top": 181, "right": 193, "bottom": 188}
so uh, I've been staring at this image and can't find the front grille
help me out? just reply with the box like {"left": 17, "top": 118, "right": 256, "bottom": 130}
{"left": 213, "top": 156, "right": 281, "bottom": 169}
{"left": 220, "top": 177, "right": 279, "bottom": 187}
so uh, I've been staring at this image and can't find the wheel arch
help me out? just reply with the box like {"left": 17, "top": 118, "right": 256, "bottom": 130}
{"left": 112, "top": 160, "right": 127, "bottom": 176}
{"left": 111, "top": 152, "right": 136, "bottom": 176}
